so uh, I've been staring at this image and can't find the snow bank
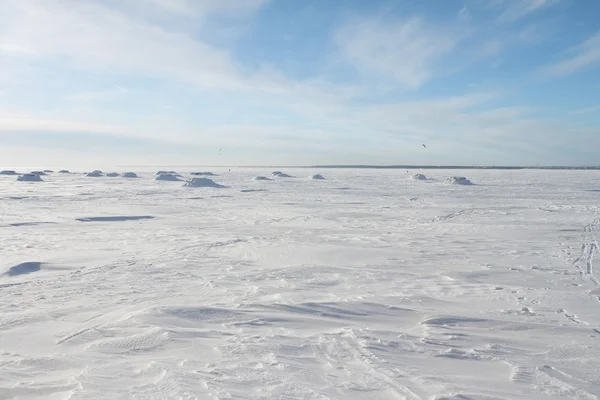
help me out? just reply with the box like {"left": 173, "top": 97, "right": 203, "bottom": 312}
{"left": 17, "top": 173, "right": 43, "bottom": 182}
{"left": 86, "top": 170, "right": 104, "bottom": 177}
{"left": 58, "top": 170, "right": 71, "bottom": 174}
{"left": 106, "top": 172, "right": 120, "bottom": 177}
{"left": 311, "top": 174, "right": 326, "bottom": 180}
{"left": 0, "top": 170, "right": 17, "bottom": 175}
{"left": 444, "top": 176, "right": 473, "bottom": 185}
{"left": 253, "top": 176, "right": 272, "bottom": 181}
{"left": 191, "top": 172, "right": 218, "bottom": 176}
{"left": 273, "top": 171, "right": 294, "bottom": 178}
{"left": 122, "top": 172, "right": 138, "bottom": 178}
{"left": 411, "top": 174, "right": 427, "bottom": 180}
{"left": 156, "top": 173, "right": 182, "bottom": 181}
{"left": 183, "top": 178, "right": 227, "bottom": 188}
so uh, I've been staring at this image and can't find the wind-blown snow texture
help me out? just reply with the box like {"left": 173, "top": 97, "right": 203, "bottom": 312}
{"left": 1, "top": 168, "right": 600, "bottom": 399}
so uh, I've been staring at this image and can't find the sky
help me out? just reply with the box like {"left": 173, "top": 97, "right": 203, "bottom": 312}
{"left": 0, "top": 0, "right": 599, "bottom": 168}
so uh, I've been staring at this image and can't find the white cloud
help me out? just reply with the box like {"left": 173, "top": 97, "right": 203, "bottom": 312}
{"left": 335, "top": 16, "right": 459, "bottom": 89}
{"left": 539, "top": 31, "right": 600, "bottom": 77}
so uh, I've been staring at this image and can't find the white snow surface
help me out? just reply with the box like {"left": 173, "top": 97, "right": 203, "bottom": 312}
{"left": 1, "top": 168, "right": 600, "bottom": 399}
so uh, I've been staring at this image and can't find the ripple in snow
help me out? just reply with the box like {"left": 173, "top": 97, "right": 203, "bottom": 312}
{"left": 183, "top": 178, "right": 227, "bottom": 188}
{"left": 17, "top": 174, "right": 43, "bottom": 182}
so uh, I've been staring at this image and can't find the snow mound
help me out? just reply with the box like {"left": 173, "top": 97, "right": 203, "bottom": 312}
{"left": 43, "top": 170, "right": 54, "bottom": 173}
{"left": 444, "top": 176, "right": 473, "bottom": 185}
{"left": 17, "top": 173, "right": 43, "bottom": 182}
{"left": 122, "top": 172, "right": 138, "bottom": 178}
{"left": 156, "top": 173, "right": 182, "bottom": 181}
{"left": 273, "top": 171, "right": 294, "bottom": 178}
{"left": 183, "top": 178, "right": 227, "bottom": 188}
{"left": 58, "top": 170, "right": 71, "bottom": 173}
{"left": 191, "top": 172, "right": 218, "bottom": 176}
{"left": 253, "top": 176, "right": 273, "bottom": 181}
{"left": 311, "top": 174, "right": 326, "bottom": 180}
{"left": 0, "top": 170, "right": 17, "bottom": 175}
{"left": 106, "top": 172, "right": 120, "bottom": 177}
{"left": 86, "top": 170, "right": 104, "bottom": 177}
{"left": 30, "top": 171, "right": 46, "bottom": 176}
{"left": 411, "top": 174, "right": 427, "bottom": 180}
{"left": 156, "top": 170, "right": 180, "bottom": 176}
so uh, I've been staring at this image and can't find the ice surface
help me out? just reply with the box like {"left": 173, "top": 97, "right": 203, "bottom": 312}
{"left": 17, "top": 173, "right": 43, "bottom": 182}
{"left": 183, "top": 178, "right": 227, "bottom": 188}
{"left": 155, "top": 173, "right": 182, "bottom": 181}
{"left": 444, "top": 176, "right": 473, "bottom": 185}
{"left": 1, "top": 168, "right": 600, "bottom": 399}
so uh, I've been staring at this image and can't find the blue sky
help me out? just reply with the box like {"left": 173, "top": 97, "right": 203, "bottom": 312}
{"left": 0, "top": 0, "right": 599, "bottom": 167}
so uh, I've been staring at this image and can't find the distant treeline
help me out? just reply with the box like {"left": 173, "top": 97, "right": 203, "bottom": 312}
{"left": 310, "top": 165, "right": 600, "bottom": 170}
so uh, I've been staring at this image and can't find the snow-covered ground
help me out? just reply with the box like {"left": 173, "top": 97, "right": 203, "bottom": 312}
{"left": 1, "top": 168, "right": 600, "bottom": 399}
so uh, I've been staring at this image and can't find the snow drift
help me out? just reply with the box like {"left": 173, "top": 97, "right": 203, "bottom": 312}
{"left": 86, "top": 171, "right": 104, "bottom": 177}
{"left": 0, "top": 170, "right": 17, "bottom": 175}
{"left": 191, "top": 172, "right": 218, "bottom": 176}
{"left": 273, "top": 171, "right": 294, "bottom": 178}
{"left": 444, "top": 176, "right": 473, "bottom": 185}
{"left": 122, "top": 172, "right": 138, "bottom": 178}
{"left": 253, "top": 176, "right": 273, "bottom": 181}
{"left": 106, "top": 173, "right": 120, "bottom": 177}
{"left": 183, "top": 178, "right": 227, "bottom": 188}
{"left": 30, "top": 171, "right": 46, "bottom": 176}
{"left": 411, "top": 174, "right": 427, "bottom": 180}
{"left": 156, "top": 170, "right": 180, "bottom": 176}
{"left": 43, "top": 170, "right": 54, "bottom": 173}
{"left": 58, "top": 170, "right": 71, "bottom": 174}
{"left": 156, "top": 173, "right": 182, "bottom": 182}
{"left": 311, "top": 174, "right": 326, "bottom": 180}
{"left": 17, "top": 174, "right": 43, "bottom": 182}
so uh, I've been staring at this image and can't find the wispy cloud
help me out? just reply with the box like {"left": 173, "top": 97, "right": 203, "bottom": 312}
{"left": 335, "top": 16, "right": 459, "bottom": 89}
{"left": 492, "top": 0, "right": 560, "bottom": 23}
{"left": 569, "top": 104, "right": 600, "bottom": 115}
{"left": 539, "top": 31, "right": 600, "bottom": 77}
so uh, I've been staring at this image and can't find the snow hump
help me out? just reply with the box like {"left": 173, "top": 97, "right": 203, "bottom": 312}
{"left": 58, "top": 170, "right": 71, "bottom": 174}
{"left": 183, "top": 178, "right": 227, "bottom": 188}
{"left": 311, "top": 174, "right": 326, "bottom": 180}
{"left": 444, "top": 176, "right": 473, "bottom": 185}
{"left": 191, "top": 172, "right": 218, "bottom": 176}
{"left": 253, "top": 176, "right": 273, "bottom": 181}
{"left": 86, "top": 171, "right": 104, "bottom": 177}
{"left": 106, "top": 172, "right": 120, "bottom": 177}
{"left": 0, "top": 170, "right": 17, "bottom": 175}
{"left": 30, "top": 171, "right": 46, "bottom": 176}
{"left": 17, "top": 173, "right": 43, "bottom": 182}
{"left": 156, "top": 173, "right": 182, "bottom": 181}
{"left": 411, "top": 174, "right": 427, "bottom": 180}
{"left": 156, "top": 170, "right": 179, "bottom": 176}
{"left": 273, "top": 171, "right": 294, "bottom": 178}
{"left": 122, "top": 172, "right": 138, "bottom": 178}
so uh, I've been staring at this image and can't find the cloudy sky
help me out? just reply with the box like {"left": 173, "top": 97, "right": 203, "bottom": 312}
{"left": 0, "top": 0, "right": 599, "bottom": 167}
